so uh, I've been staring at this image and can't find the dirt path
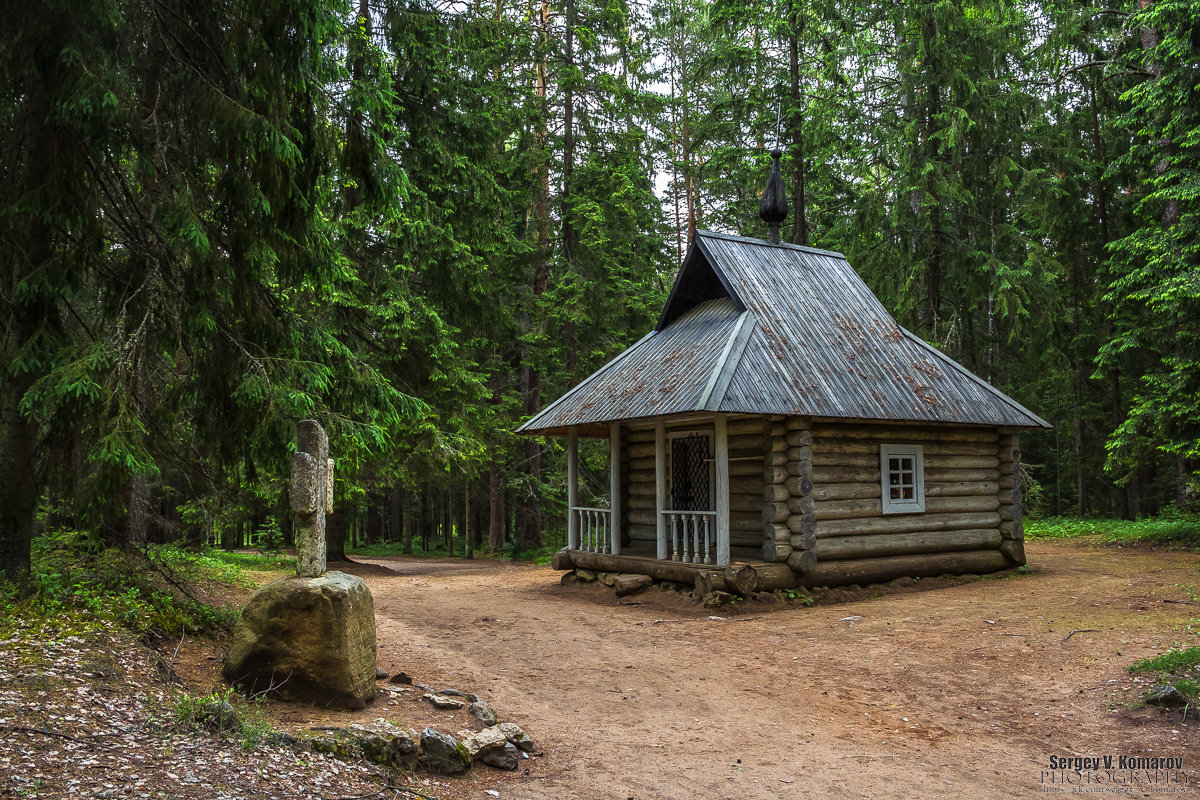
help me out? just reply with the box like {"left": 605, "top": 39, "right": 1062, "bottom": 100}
{"left": 275, "top": 541, "right": 1200, "bottom": 799}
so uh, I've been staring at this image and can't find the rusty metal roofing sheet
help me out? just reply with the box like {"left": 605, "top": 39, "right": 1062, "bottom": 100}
{"left": 519, "top": 230, "right": 1049, "bottom": 434}
{"left": 518, "top": 297, "right": 743, "bottom": 433}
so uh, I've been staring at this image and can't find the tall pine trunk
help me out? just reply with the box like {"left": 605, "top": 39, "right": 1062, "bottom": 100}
{"left": 488, "top": 463, "right": 505, "bottom": 550}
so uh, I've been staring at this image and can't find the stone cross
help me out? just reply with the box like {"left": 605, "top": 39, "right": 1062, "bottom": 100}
{"left": 289, "top": 419, "right": 334, "bottom": 578}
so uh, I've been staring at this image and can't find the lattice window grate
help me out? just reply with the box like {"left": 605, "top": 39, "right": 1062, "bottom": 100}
{"left": 671, "top": 433, "right": 711, "bottom": 511}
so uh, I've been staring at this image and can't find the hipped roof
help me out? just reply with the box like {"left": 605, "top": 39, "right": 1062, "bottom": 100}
{"left": 519, "top": 230, "right": 1049, "bottom": 435}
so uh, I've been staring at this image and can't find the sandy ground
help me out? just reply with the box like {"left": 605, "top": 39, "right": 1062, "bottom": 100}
{"left": 183, "top": 539, "right": 1200, "bottom": 799}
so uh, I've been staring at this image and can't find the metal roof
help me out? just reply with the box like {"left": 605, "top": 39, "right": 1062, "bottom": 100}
{"left": 519, "top": 230, "right": 1050, "bottom": 434}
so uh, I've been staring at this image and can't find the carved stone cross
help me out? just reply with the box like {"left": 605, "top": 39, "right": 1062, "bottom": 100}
{"left": 289, "top": 419, "right": 334, "bottom": 578}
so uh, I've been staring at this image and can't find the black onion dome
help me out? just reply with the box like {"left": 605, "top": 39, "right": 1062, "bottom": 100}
{"left": 759, "top": 149, "right": 788, "bottom": 225}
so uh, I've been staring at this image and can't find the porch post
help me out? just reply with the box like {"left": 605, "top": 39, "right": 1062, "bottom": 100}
{"left": 714, "top": 413, "right": 730, "bottom": 566}
{"left": 655, "top": 418, "right": 667, "bottom": 560}
{"left": 567, "top": 426, "right": 579, "bottom": 550}
{"left": 609, "top": 421, "right": 621, "bottom": 555}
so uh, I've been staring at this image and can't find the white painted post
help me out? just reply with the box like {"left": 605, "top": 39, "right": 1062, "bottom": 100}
{"left": 567, "top": 427, "right": 579, "bottom": 550}
{"left": 655, "top": 419, "right": 667, "bottom": 560}
{"left": 610, "top": 421, "right": 621, "bottom": 556}
{"left": 715, "top": 414, "right": 730, "bottom": 566}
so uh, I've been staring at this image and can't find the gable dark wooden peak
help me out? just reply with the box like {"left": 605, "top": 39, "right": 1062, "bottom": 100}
{"left": 656, "top": 230, "right": 848, "bottom": 332}
{"left": 656, "top": 238, "right": 744, "bottom": 330}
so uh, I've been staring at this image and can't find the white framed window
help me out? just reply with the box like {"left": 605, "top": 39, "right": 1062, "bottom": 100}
{"left": 880, "top": 444, "right": 925, "bottom": 514}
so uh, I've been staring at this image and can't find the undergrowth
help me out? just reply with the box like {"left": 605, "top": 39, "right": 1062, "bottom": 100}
{"left": 0, "top": 530, "right": 275, "bottom": 638}
{"left": 1026, "top": 512, "right": 1200, "bottom": 549}
{"left": 174, "top": 687, "right": 278, "bottom": 750}
{"left": 348, "top": 538, "right": 562, "bottom": 565}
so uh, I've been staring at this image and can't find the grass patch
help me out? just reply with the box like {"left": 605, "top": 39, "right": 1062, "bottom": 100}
{"left": 1129, "top": 645, "right": 1200, "bottom": 704}
{"left": 201, "top": 549, "right": 295, "bottom": 574}
{"left": 1130, "top": 647, "right": 1200, "bottom": 676}
{"left": 1026, "top": 513, "right": 1200, "bottom": 549}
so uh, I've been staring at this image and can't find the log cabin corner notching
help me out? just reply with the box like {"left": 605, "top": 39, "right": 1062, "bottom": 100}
{"left": 517, "top": 157, "right": 1050, "bottom": 594}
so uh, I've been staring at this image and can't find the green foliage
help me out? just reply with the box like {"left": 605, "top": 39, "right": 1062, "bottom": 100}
{"left": 784, "top": 588, "right": 815, "bottom": 606}
{"left": 4, "top": 531, "right": 247, "bottom": 637}
{"left": 1098, "top": 0, "right": 1200, "bottom": 485}
{"left": 254, "top": 517, "right": 286, "bottom": 555}
{"left": 1025, "top": 513, "right": 1200, "bottom": 548}
{"left": 1130, "top": 647, "right": 1200, "bottom": 676}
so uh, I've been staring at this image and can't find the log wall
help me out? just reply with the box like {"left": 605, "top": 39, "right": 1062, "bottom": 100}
{"left": 611, "top": 415, "right": 1025, "bottom": 589}
{"left": 794, "top": 421, "right": 1016, "bottom": 587}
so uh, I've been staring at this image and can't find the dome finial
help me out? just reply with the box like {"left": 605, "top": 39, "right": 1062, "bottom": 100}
{"left": 759, "top": 149, "right": 788, "bottom": 244}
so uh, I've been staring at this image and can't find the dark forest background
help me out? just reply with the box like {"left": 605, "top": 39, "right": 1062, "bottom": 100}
{"left": 2, "top": 0, "right": 1197, "bottom": 574}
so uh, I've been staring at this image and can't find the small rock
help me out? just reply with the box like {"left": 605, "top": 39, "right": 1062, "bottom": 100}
{"left": 388, "top": 728, "right": 420, "bottom": 768}
{"left": 469, "top": 700, "right": 498, "bottom": 726}
{"left": 310, "top": 735, "right": 362, "bottom": 760}
{"left": 462, "top": 726, "right": 507, "bottom": 759}
{"left": 375, "top": 668, "right": 388, "bottom": 680}
{"left": 426, "top": 694, "right": 466, "bottom": 710}
{"left": 1146, "top": 685, "right": 1187, "bottom": 707}
{"left": 263, "top": 731, "right": 300, "bottom": 747}
{"left": 415, "top": 683, "right": 438, "bottom": 693}
{"left": 613, "top": 574, "right": 654, "bottom": 597}
{"left": 439, "top": 688, "right": 467, "bottom": 698}
{"left": 598, "top": 572, "right": 618, "bottom": 586}
{"left": 561, "top": 572, "right": 580, "bottom": 585}
{"left": 703, "top": 591, "right": 735, "bottom": 609}
{"left": 389, "top": 672, "right": 413, "bottom": 685}
{"left": 466, "top": 693, "right": 480, "bottom": 703}
{"left": 391, "top": 734, "right": 420, "bottom": 758}
{"left": 496, "top": 722, "right": 535, "bottom": 752}
{"left": 419, "top": 728, "right": 471, "bottom": 775}
{"left": 353, "top": 733, "right": 391, "bottom": 764}
{"left": 575, "top": 569, "right": 597, "bottom": 583}
{"left": 481, "top": 742, "right": 519, "bottom": 771}
{"left": 195, "top": 699, "right": 242, "bottom": 733}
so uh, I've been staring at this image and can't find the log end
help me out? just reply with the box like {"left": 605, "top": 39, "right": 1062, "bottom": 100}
{"left": 787, "top": 548, "right": 818, "bottom": 574}
{"left": 550, "top": 548, "right": 576, "bottom": 571}
{"left": 999, "top": 539, "right": 1026, "bottom": 566}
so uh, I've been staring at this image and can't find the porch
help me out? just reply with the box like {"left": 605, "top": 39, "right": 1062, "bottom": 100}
{"left": 565, "top": 414, "right": 738, "bottom": 568}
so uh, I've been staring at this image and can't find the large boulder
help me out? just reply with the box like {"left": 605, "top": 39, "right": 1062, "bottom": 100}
{"left": 222, "top": 571, "right": 377, "bottom": 709}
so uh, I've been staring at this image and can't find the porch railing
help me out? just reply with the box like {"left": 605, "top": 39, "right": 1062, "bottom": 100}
{"left": 571, "top": 506, "right": 612, "bottom": 553}
{"left": 662, "top": 510, "right": 717, "bottom": 564}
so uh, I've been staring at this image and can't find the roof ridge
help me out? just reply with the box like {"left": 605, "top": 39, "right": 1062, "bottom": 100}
{"left": 694, "top": 229, "right": 846, "bottom": 260}
{"left": 697, "top": 310, "right": 756, "bottom": 411}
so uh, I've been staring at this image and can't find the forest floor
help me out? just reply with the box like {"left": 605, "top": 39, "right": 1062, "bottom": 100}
{"left": 5, "top": 538, "right": 1199, "bottom": 799}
